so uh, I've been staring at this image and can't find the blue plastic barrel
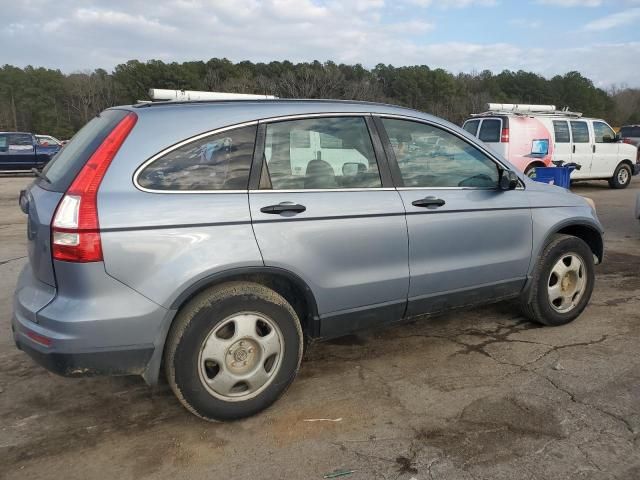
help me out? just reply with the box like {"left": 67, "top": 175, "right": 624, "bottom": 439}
{"left": 531, "top": 165, "right": 577, "bottom": 189}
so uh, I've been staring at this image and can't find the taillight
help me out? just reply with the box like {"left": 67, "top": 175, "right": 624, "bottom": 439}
{"left": 623, "top": 138, "right": 632, "bottom": 145}
{"left": 52, "top": 112, "right": 137, "bottom": 262}
{"left": 501, "top": 128, "right": 510, "bottom": 143}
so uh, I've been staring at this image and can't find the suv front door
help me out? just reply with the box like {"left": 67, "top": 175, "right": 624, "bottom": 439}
{"left": 376, "top": 116, "right": 532, "bottom": 317}
{"left": 249, "top": 115, "right": 409, "bottom": 337}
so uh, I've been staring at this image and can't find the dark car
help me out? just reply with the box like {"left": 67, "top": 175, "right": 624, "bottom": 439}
{"left": 0, "top": 132, "right": 61, "bottom": 171}
{"left": 620, "top": 125, "right": 640, "bottom": 147}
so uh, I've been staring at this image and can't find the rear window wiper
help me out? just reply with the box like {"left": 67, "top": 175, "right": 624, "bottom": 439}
{"left": 32, "top": 168, "right": 51, "bottom": 184}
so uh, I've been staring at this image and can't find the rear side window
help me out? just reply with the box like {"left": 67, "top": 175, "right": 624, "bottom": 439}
{"left": 8, "top": 134, "right": 33, "bottom": 147}
{"left": 553, "top": 121, "right": 571, "bottom": 143}
{"left": 478, "top": 119, "right": 501, "bottom": 142}
{"left": 570, "top": 121, "right": 590, "bottom": 143}
{"left": 620, "top": 126, "right": 640, "bottom": 137}
{"left": 463, "top": 120, "right": 480, "bottom": 136}
{"left": 137, "top": 125, "right": 257, "bottom": 191}
{"left": 42, "top": 109, "right": 129, "bottom": 192}
{"left": 261, "top": 117, "right": 381, "bottom": 190}
{"left": 0, "top": 134, "right": 7, "bottom": 149}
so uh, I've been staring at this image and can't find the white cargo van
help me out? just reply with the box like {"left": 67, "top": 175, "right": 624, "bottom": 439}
{"left": 463, "top": 104, "right": 640, "bottom": 188}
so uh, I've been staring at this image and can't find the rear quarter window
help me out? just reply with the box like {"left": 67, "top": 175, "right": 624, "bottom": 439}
{"left": 136, "top": 125, "right": 257, "bottom": 191}
{"left": 42, "top": 109, "right": 129, "bottom": 192}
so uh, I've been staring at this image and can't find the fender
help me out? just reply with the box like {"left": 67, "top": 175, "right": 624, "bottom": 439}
{"left": 520, "top": 218, "right": 604, "bottom": 305}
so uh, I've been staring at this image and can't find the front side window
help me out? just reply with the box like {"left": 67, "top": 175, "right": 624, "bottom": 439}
{"left": 37, "top": 136, "right": 59, "bottom": 146}
{"left": 478, "top": 119, "right": 501, "bottom": 143}
{"left": 570, "top": 121, "right": 590, "bottom": 143}
{"left": 553, "top": 121, "right": 571, "bottom": 143}
{"left": 262, "top": 117, "right": 381, "bottom": 190}
{"left": 462, "top": 120, "right": 480, "bottom": 136}
{"left": 593, "top": 121, "right": 616, "bottom": 143}
{"left": 381, "top": 118, "right": 500, "bottom": 188}
{"left": 137, "top": 125, "right": 257, "bottom": 191}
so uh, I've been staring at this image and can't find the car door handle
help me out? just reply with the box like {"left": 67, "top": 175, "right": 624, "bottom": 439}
{"left": 412, "top": 197, "right": 446, "bottom": 208}
{"left": 260, "top": 203, "right": 307, "bottom": 214}
{"left": 572, "top": 145, "right": 576, "bottom": 154}
{"left": 592, "top": 145, "right": 596, "bottom": 153}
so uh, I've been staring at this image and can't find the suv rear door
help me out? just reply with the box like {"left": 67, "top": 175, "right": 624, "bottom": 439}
{"left": 249, "top": 115, "right": 409, "bottom": 337}
{"left": 376, "top": 116, "right": 532, "bottom": 317}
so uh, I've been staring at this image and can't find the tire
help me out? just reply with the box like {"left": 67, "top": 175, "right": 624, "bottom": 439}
{"left": 165, "top": 281, "right": 303, "bottom": 421}
{"left": 520, "top": 234, "right": 595, "bottom": 326}
{"left": 525, "top": 164, "right": 539, "bottom": 178}
{"left": 608, "top": 163, "right": 632, "bottom": 189}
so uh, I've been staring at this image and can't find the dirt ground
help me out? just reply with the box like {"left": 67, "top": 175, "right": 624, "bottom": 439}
{"left": 0, "top": 175, "right": 639, "bottom": 480}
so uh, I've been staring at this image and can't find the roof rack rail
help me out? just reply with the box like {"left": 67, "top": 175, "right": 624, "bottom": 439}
{"left": 147, "top": 89, "right": 277, "bottom": 102}
{"left": 470, "top": 103, "right": 582, "bottom": 118}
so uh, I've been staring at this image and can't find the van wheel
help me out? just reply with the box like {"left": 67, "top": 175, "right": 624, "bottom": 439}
{"left": 520, "top": 234, "right": 594, "bottom": 326}
{"left": 524, "top": 165, "right": 538, "bottom": 178}
{"left": 165, "top": 281, "right": 303, "bottom": 421}
{"left": 608, "top": 163, "right": 632, "bottom": 189}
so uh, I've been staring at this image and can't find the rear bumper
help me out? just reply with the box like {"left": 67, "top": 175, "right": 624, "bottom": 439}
{"left": 14, "top": 336, "right": 153, "bottom": 377}
{"left": 12, "top": 262, "right": 171, "bottom": 379}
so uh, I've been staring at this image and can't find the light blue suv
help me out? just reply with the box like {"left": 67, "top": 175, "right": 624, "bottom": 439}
{"left": 13, "top": 100, "right": 604, "bottom": 421}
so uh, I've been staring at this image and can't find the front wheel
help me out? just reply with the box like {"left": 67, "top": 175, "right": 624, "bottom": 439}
{"left": 524, "top": 164, "right": 538, "bottom": 178}
{"left": 520, "top": 234, "right": 595, "bottom": 326}
{"left": 608, "top": 163, "right": 632, "bottom": 189}
{"left": 165, "top": 282, "right": 303, "bottom": 421}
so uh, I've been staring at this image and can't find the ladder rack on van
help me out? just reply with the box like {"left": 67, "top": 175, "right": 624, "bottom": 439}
{"left": 470, "top": 103, "right": 582, "bottom": 118}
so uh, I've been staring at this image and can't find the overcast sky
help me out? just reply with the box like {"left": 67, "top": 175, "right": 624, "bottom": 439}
{"left": 2, "top": 0, "right": 640, "bottom": 87}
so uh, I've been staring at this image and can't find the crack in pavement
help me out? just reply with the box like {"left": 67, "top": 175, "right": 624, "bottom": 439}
{"left": 0, "top": 255, "right": 26, "bottom": 267}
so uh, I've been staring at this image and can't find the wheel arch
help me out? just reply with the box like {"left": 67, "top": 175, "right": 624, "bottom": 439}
{"left": 619, "top": 159, "right": 634, "bottom": 171}
{"left": 170, "top": 267, "right": 320, "bottom": 337}
{"left": 525, "top": 160, "right": 546, "bottom": 175}
{"left": 142, "top": 267, "right": 320, "bottom": 386}
{"left": 553, "top": 222, "right": 603, "bottom": 264}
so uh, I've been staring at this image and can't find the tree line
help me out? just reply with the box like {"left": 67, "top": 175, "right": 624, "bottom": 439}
{"left": 1, "top": 59, "right": 639, "bottom": 139}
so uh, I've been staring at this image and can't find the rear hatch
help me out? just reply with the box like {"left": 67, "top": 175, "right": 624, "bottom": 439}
{"left": 23, "top": 109, "right": 130, "bottom": 286}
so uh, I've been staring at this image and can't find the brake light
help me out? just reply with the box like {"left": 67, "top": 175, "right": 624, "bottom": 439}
{"left": 52, "top": 112, "right": 137, "bottom": 262}
{"left": 623, "top": 138, "right": 633, "bottom": 145}
{"left": 501, "top": 128, "right": 510, "bottom": 143}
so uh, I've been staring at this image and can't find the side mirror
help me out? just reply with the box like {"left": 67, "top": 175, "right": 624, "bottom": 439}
{"left": 603, "top": 134, "right": 612, "bottom": 143}
{"left": 499, "top": 170, "right": 519, "bottom": 191}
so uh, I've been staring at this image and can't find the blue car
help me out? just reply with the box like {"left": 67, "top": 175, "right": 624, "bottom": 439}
{"left": 0, "top": 132, "right": 61, "bottom": 171}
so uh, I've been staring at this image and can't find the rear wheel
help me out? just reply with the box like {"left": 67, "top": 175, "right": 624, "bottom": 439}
{"left": 165, "top": 281, "right": 303, "bottom": 421}
{"left": 608, "top": 163, "right": 632, "bottom": 189}
{"left": 520, "top": 234, "right": 595, "bottom": 326}
{"left": 524, "top": 164, "right": 539, "bottom": 178}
